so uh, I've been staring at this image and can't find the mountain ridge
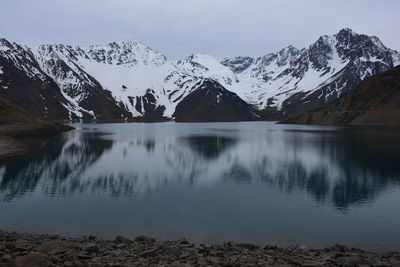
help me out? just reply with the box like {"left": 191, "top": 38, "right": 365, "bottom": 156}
{"left": 0, "top": 28, "right": 399, "bottom": 122}
{"left": 280, "top": 65, "right": 400, "bottom": 125}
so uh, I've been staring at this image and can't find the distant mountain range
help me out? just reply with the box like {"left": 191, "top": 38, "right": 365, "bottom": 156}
{"left": 0, "top": 28, "right": 399, "bottom": 122}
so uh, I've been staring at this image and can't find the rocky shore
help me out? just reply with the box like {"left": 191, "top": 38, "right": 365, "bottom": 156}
{"left": 1, "top": 231, "right": 399, "bottom": 266}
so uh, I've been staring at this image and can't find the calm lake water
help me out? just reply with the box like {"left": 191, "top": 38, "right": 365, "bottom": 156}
{"left": 1, "top": 122, "right": 400, "bottom": 250}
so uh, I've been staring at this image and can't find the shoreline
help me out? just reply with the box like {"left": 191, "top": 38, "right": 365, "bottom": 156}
{"left": 1, "top": 231, "right": 399, "bottom": 266}
{"left": 0, "top": 123, "right": 73, "bottom": 161}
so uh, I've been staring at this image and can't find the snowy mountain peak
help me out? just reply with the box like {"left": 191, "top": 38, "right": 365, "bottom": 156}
{"left": 276, "top": 45, "right": 301, "bottom": 66}
{"left": 0, "top": 38, "right": 12, "bottom": 50}
{"left": 336, "top": 27, "right": 356, "bottom": 37}
{"left": 1, "top": 29, "right": 399, "bottom": 122}
{"left": 177, "top": 53, "right": 239, "bottom": 86}
{"left": 278, "top": 45, "right": 299, "bottom": 55}
{"left": 220, "top": 28, "right": 400, "bottom": 116}
{"left": 34, "top": 39, "right": 170, "bottom": 68}
{"left": 369, "top": 36, "right": 388, "bottom": 52}
{"left": 179, "top": 53, "right": 222, "bottom": 66}
{"left": 84, "top": 40, "right": 168, "bottom": 67}
{"left": 220, "top": 56, "right": 254, "bottom": 74}
{"left": 333, "top": 29, "right": 390, "bottom": 56}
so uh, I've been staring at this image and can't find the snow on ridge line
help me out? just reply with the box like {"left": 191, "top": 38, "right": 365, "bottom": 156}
{"left": 2, "top": 28, "right": 400, "bottom": 120}
{"left": 191, "top": 30, "right": 399, "bottom": 110}
{"left": 32, "top": 41, "right": 186, "bottom": 118}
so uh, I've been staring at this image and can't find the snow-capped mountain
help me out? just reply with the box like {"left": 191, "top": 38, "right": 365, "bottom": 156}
{"left": 187, "top": 28, "right": 400, "bottom": 119}
{"left": 0, "top": 28, "right": 399, "bottom": 121}
{"left": 33, "top": 41, "right": 212, "bottom": 120}
{"left": 0, "top": 39, "right": 218, "bottom": 121}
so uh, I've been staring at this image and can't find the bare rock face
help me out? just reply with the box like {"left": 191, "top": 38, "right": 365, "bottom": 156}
{"left": 281, "top": 66, "right": 400, "bottom": 125}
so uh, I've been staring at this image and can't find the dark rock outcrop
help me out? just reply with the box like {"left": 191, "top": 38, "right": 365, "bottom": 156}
{"left": 130, "top": 89, "right": 170, "bottom": 122}
{"left": 281, "top": 66, "right": 400, "bottom": 125}
{"left": 173, "top": 80, "right": 260, "bottom": 122}
{"left": 0, "top": 97, "right": 72, "bottom": 159}
{"left": 0, "top": 97, "right": 72, "bottom": 137}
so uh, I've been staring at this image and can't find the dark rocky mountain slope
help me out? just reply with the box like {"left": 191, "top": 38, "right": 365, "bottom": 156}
{"left": 0, "top": 97, "right": 72, "bottom": 136}
{"left": 173, "top": 80, "right": 259, "bottom": 122}
{"left": 0, "top": 97, "right": 72, "bottom": 159}
{"left": 0, "top": 39, "right": 71, "bottom": 121}
{"left": 281, "top": 66, "right": 400, "bottom": 125}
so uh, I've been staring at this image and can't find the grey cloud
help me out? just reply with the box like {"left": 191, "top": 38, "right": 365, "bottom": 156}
{"left": 1, "top": 0, "right": 399, "bottom": 59}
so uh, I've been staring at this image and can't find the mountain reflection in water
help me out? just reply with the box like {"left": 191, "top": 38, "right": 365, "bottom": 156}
{"left": 0, "top": 123, "right": 400, "bottom": 210}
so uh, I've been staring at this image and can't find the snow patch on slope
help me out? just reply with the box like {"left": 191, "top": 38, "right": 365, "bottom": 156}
{"left": 33, "top": 41, "right": 207, "bottom": 118}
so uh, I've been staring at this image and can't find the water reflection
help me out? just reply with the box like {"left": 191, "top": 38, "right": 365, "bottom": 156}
{"left": 181, "top": 135, "right": 237, "bottom": 160}
{"left": 0, "top": 124, "right": 399, "bottom": 210}
{"left": 0, "top": 132, "right": 113, "bottom": 201}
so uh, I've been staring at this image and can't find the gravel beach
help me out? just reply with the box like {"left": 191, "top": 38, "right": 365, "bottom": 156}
{"left": 1, "top": 231, "right": 399, "bottom": 266}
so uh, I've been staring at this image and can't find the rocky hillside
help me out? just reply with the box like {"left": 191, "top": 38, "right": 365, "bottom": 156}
{"left": 0, "top": 97, "right": 72, "bottom": 159}
{"left": 0, "top": 28, "right": 399, "bottom": 122}
{"left": 281, "top": 66, "right": 400, "bottom": 125}
{"left": 173, "top": 79, "right": 259, "bottom": 122}
{"left": 0, "top": 97, "right": 72, "bottom": 136}
{"left": 0, "top": 39, "right": 71, "bottom": 121}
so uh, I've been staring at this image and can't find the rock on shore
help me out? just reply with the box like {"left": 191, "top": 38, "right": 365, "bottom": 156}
{"left": 1, "top": 231, "right": 399, "bottom": 266}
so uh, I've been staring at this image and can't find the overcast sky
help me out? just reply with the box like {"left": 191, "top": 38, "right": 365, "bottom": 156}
{"left": 1, "top": 0, "right": 399, "bottom": 59}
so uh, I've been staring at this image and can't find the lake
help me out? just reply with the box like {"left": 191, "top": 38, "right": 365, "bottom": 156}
{"left": 1, "top": 122, "right": 400, "bottom": 251}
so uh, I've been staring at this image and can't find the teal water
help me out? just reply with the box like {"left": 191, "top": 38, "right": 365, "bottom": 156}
{"left": 1, "top": 122, "right": 400, "bottom": 250}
